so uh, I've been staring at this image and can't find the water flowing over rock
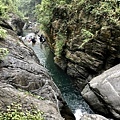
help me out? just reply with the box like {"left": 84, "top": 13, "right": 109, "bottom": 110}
{"left": 81, "top": 64, "right": 120, "bottom": 119}
{"left": 0, "top": 20, "right": 75, "bottom": 120}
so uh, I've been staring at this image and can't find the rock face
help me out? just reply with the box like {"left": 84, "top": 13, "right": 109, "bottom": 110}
{"left": 45, "top": 1, "right": 120, "bottom": 119}
{"left": 47, "top": 0, "right": 120, "bottom": 90}
{"left": 81, "top": 64, "right": 120, "bottom": 119}
{"left": 7, "top": 13, "right": 24, "bottom": 36}
{"left": 0, "top": 82, "right": 64, "bottom": 120}
{"left": 80, "top": 114, "right": 109, "bottom": 120}
{"left": 0, "top": 20, "right": 75, "bottom": 120}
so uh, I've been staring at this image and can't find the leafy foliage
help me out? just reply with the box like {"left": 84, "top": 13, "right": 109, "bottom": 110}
{"left": 81, "top": 29, "right": 93, "bottom": 39}
{"left": 15, "top": 0, "right": 41, "bottom": 19}
{"left": 79, "top": 29, "right": 93, "bottom": 48}
{"left": 55, "top": 33, "right": 66, "bottom": 57}
{"left": 0, "top": 103, "right": 44, "bottom": 120}
{"left": 0, "top": 48, "right": 9, "bottom": 60}
{"left": 0, "top": 0, "right": 8, "bottom": 18}
{"left": 35, "top": 0, "right": 71, "bottom": 57}
{"left": 35, "top": 0, "right": 54, "bottom": 32}
{"left": 0, "top": 1, "right": 9, "bottom": 61}
{"left": 0, "top": 27, "right": 6, "bottom": 38}
{"left": 35, "top": 0, "right": 72, "bottom": 33}
{"left": 0, "top": 0, "right": 23, "bottom": 19}
{"left": 90, "top": 1, "right": 116, "bottom": 22}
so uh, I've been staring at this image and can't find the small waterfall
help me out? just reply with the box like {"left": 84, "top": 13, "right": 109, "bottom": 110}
{"left": 74, "top": 109, "right": 83, "bottom": 120}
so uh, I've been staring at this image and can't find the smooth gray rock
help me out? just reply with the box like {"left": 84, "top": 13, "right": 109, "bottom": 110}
{"left": 82, "top": 64, "right": 120, "bottom": 119}
{"left": 80, "top": 114, "right": 109, "bottom": 120}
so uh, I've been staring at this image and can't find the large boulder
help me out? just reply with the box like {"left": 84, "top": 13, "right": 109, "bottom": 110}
{"left": 0, "top": 21, "right": 75, "bottom": 120}
{"left": 81, "top": 64, "right": 120, "bottom": 119}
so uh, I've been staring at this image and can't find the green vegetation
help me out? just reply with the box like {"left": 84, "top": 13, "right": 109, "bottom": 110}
{"left": 0, "top": 25, "right": 8, "bottom": 61}
{"left": 55, "top": 33, "right": 66, "bottom": 57}
{"left": 79, "top": 29, "right": 93, "bottom": 48}
{"left": 0, "top": 0, "right": 8, "bottom": 18}
{"left": 0, "top": 0, "right": 119, "bottom": 60}
{"left": 81, "top": 29, "right": 93, "bottom": 39}
{"left": 0, "top": 0, "right": 9, "bottom": 61}
{"left": 23, "top": 89, "right": 45, "bottom": 100}
{"left": 0, "top": 0, "right": 42, "bottom": 19}
{"left": 14, "top": 0, "right": 41, "bottom": 20}
{"left": 35, "top": 0, "right": 54, "bottom": 32}
{"left": 35, "top": 0, "right": 72, "bottom": 33}
{"left": 35, "top": 0, "right": 72, "bottom": 57}
{"left": 90, "top": 1, "right": 116, "bottom": 22}
{"left": 0, "top": 48, "right": 9, "bottom": 60}
{"left": 72, "top": 0, "right": 85, "bottom": 6}
{"left": 0, "top": 0, "right": 24, "bottom": 19}
{"left": 0, "top": 27, "right": 6, "bottom": 38}
{"left": 55, "top": 40, "right": 64, "bottom": 57}
{"left": 0, "top": 103, "right": 44, "bottom": 120}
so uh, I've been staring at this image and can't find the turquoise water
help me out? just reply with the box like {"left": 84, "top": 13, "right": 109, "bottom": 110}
{"left": 25, "top": 38, "right": 93, "bottom": 119}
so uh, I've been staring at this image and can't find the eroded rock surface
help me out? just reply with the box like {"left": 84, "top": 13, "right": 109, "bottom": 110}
{"left": 0, "top": 82, "right": 64, "bottom": 120}
{"left": 0, "top": 20, "right": 75, "bottom": 120}
{"left": 7, "top": 13, "right": 24, "bottom": 36}
{"left": 47, "top": 0, "right": 120, "bottom": 91}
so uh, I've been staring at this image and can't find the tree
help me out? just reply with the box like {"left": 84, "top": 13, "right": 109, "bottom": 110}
{"left": 15, "top": 0, "right": 41, "bottom": 19}
{"left": 35, "top": 0, "right": 71, "bottom": 33}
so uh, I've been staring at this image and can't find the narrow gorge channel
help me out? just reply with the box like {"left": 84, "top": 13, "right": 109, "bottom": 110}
{"left": 25, "top": 37, "right": 93, "bottom": 119}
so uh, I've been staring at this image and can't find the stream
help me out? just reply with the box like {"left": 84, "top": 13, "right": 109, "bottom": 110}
{"left": 24, "top": 33, "right": 93, "bottom": 119}
{"left": 24, "top": 27, "right": 93, "bottom": 120}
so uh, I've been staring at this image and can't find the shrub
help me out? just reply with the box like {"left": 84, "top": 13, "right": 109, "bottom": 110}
{"left": 79, "top": 29, "right": 93, "bottom": 48}
{"left": 0, "top": 48, "right": 9, "bottom": 60}
{"left": 0, "top": 27, "right": 7, "bottom": 38}
{"left": 0, "top": 103, "right": 44, "bottom": 120}
{"left": 0, "top": 1, "right": 8, "bottom": 18}
{"left": 55, "top": 33, "right": 66, "bottom": 57}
